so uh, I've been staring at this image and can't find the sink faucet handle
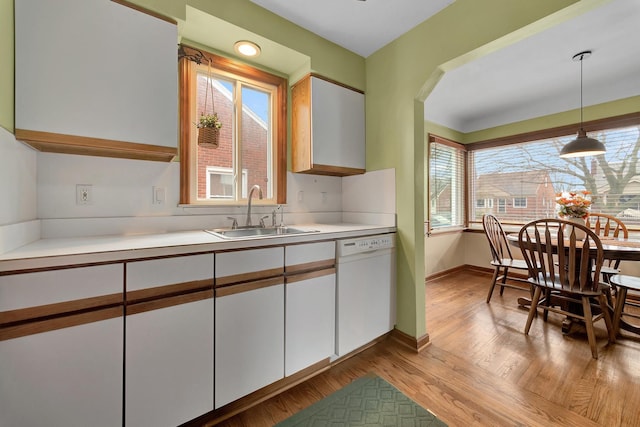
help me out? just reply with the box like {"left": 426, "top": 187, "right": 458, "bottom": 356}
{"left": 271, "top": 205, "right": 281, "bottom": 227}
{"left": 259, "top": 215, "right": 269, "bottom": 228}
{"left": 227, "top": 216, "right": 238, "bottom": 229}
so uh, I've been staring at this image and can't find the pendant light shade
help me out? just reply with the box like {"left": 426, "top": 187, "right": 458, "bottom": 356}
{"left": 559, "top": 51, "right": 606, "bottom": 158}
{"left": 559, "top": 129, "right": 606, "bottom": 158}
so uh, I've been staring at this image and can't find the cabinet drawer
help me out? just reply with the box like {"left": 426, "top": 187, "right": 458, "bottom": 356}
{"left": 126, "top": 253, "right": 214, "bottom": 291}
{"left": 285, "top": 241, "right": 335, "bottom": 273}
{"left": 216, "top": 247, "right": 284, "bottom": 286}
{"left": 0, "top": 264, "right": 123, "bottom": 312}
{"left": 125, "top": 253, "right": 214, "bottom": 314}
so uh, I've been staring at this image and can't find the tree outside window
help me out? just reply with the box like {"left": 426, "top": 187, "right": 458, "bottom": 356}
{"left": 468, "top": 122, "right": 640, "bottom": 227}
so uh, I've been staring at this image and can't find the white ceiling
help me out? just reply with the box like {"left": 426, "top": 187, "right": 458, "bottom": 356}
{"left": 250, "top": 0, "right": 640, "bottom": 133}
{"left": 250, "top": 0, "right": 455, "bottom": 58}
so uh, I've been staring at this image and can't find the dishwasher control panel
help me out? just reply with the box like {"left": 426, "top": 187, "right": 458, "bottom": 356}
{"left": 337, "top": 233, "right": 395, "bottom": 257}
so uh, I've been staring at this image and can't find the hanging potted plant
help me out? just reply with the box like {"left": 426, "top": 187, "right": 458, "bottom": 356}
{"left": 197, "top": 61, "right": 222, "bottom": 148}
{"left": 197, "top": 112, "right": 222, "bottom": 148}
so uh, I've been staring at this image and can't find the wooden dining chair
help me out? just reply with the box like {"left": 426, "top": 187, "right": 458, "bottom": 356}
{"left": 518, "top": 218, "right": 615, "bottom": 359}
{"left": 482, "top": 214, "right": 530, "bottom": 303}
{"left": 586, "top": 212, "right": 628, "bottom": 280}
{"left": 608, "top": 274, "right": 640, "bottom": 337}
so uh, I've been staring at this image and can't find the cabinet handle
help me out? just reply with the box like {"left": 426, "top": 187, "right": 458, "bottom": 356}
{"left": 216, "top": 277, "right": 284, "bottom": 297}
{"left": 286, "top": 268, "right": 335, "bottom": 284}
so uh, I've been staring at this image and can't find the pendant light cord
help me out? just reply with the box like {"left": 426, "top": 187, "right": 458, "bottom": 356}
{"left": 580, "top": 54, "right": 584, "bottom": 128}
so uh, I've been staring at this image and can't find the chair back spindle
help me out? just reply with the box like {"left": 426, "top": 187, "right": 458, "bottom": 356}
{"left": 483, "top": 214, "right": 514, "bottom": 264}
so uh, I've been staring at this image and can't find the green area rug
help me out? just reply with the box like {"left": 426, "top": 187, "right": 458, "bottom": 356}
{"left": 276, "top": 374, "right": 447, "bottom": 426}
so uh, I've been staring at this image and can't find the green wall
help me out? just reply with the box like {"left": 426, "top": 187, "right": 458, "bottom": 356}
{"left": 0, "top": 0, "right": 13, "bottom": 132}
{"left": 364, "top": 0, "right": 597, "bottom": 338}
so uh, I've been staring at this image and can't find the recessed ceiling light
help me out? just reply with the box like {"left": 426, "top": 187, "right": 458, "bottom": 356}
{"left": 234, "top": 40, "right": 261, "bottom": 57}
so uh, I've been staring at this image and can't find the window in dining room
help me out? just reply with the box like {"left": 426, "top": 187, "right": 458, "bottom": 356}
{"left": 467, "top": 115, "right": 640, "bottom": 228}
{"left": 428, "top": 134, "right": 466, "bottom": 230}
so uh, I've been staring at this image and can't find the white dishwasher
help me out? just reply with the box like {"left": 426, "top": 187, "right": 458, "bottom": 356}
{"left": 335, "top": 233, "right": 396, "bottom": 357}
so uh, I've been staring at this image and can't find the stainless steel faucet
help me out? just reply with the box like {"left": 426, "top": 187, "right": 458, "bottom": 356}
{"left": 246, "top": 184, "right": 263, "bottom": 227}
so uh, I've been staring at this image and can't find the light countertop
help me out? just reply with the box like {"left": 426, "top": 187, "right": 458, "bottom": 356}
{"left": 0, "top": 223, "right": 396, "bottom": 273}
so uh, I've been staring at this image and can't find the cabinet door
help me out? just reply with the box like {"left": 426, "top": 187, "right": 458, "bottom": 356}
{"left": 215, "top": 281, "right": 285, "bottom": 408}
{"left": 126, "top": 299, "right": 213, "bottom": 427}
{"left": 15, "top": 0, "right": 177, "bottom": 148}
{"left": 0, "top": 316, "right": 123, "bottom": 427}
{"left": 285, "top": 270, "right": 335, "bottom": 376}
{"left": 292, "top": 75, "right": 365, "bottom": 175}
{"left": 125, "top": 254, "right": 214, "bottom": 427}
{"left": 311, "top": 77, "right": 365, "bottom": 170}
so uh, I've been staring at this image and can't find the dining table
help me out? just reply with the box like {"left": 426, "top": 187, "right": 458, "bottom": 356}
{"left": 506, "top": 232, "right": 640, "bottom": 336}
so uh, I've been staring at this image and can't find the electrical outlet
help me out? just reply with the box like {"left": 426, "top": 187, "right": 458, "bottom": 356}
{"left": 76, "top": 184, "right": 92, "bottom": 205}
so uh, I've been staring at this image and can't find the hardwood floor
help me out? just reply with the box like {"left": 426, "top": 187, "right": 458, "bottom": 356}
{"left": 215, "top": 269, "right": 640, "bottom": 426}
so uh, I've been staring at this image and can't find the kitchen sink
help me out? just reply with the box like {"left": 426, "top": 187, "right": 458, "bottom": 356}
{"left": 205, "top": 226, "right": 319, "bottom": 240}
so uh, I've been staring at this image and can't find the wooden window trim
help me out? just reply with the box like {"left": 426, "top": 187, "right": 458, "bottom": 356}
{"left": 179, "top": 45, "right": 287, "bottom": 205}
{"left": 467, "top": 112, "right": 640, "bottom": 151}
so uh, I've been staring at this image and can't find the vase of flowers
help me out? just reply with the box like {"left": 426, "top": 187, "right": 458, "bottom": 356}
{"left": 556, "top": 190, "right": 591, "bottom": 239}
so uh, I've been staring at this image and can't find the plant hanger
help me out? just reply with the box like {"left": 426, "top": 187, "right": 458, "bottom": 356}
{"left": 198, "top": 59, "right": 221, "bottom": 149}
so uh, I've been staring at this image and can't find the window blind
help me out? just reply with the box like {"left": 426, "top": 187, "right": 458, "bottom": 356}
{"left": 468, "top": 125, "right": 640, "bottom": 228}
{"left": 428, "top": 135, "right": 466, "bottom": 230}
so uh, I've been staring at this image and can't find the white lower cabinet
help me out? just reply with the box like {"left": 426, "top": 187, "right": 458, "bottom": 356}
{"left": 284, "top": 241, "right": 336, "bottom": 376}
{"left": 215, "top": 281, "right": 285, "bottom": 408}
{"left": 0, "top": 316, "right": 123, "bottom": 427}
{"left": 125, "top": 253, "right": 214, "bottom": 427}
{"left": 126, "top": 299, "right": 214, "bottom": 427}
{"left": 0, "top": 264, "right": 124, "bottom": 427}
{"left": 285, "top": 271, "right": 335, "bottom": 375}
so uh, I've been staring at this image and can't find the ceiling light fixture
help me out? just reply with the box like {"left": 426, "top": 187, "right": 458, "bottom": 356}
{"left": 559, "top": 50, "right": 606, "bottom": 158}
{"left": 234, "top": 40, "right": 261, "bottom": 58}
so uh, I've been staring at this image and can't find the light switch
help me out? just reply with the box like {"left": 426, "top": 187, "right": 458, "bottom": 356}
{"left": 153, "top": 186, "right": 165, "bottom": 204}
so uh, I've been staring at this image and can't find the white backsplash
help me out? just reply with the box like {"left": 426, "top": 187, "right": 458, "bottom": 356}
{"left": 0, "top": 144, "right": 395, "bottom": 247}
{"left": 342, "top": 168, "right": 396, "bottom": 226}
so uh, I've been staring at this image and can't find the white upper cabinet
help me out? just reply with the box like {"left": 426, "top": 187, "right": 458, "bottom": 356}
{"left": 15, "top": 0, "right": 178, "bottom": 160}
{"left": 292, "top": 75, "right": 365, "bottom": 176}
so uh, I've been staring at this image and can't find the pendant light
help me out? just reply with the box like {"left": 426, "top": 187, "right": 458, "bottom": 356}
{"left": 559, "top": 50, "right": 606, "bottom": 158}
